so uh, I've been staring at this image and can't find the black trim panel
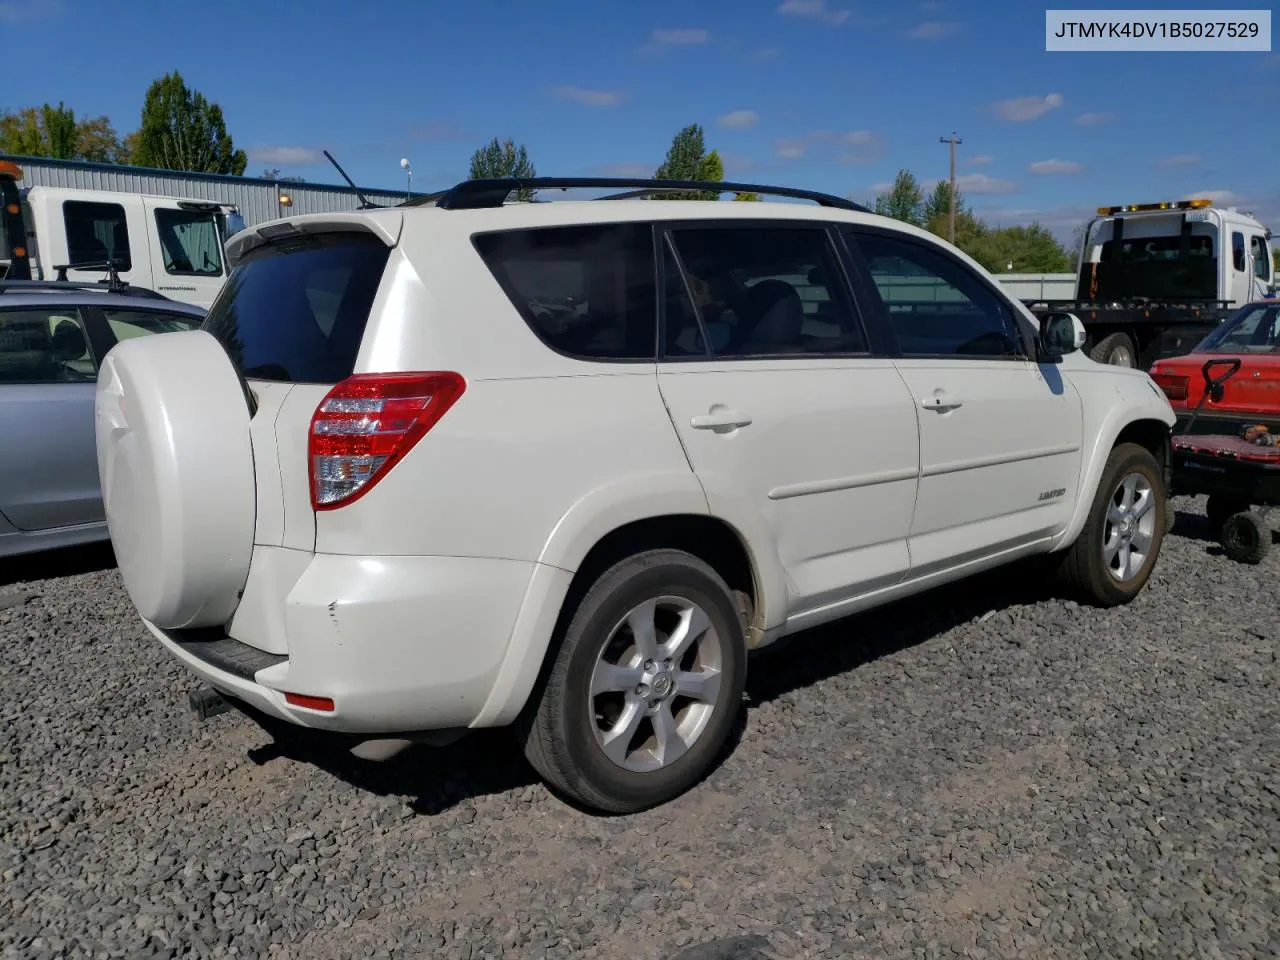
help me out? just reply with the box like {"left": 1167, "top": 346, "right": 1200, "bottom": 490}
{"left": 172, "top": 632, "right": 288, "bottom": 681}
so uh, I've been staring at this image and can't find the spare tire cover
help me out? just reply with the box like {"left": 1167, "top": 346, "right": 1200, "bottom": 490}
{"left": 95, "top": 329, "right": 256, "bottom": 630}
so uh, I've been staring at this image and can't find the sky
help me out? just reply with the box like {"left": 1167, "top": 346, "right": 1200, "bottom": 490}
{"left": 2, "top": 0, "right": 1276, "bottom": 241}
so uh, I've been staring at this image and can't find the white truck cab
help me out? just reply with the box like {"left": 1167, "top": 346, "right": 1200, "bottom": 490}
{"left": 0, "top": 160, "right": 242, "bottom": 310}
{"left": 1079, "top": 199, "right": 1275, "bottom": 307}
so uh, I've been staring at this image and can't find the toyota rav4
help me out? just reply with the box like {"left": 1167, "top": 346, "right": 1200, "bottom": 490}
{"left": 94, "top": 177, "right": 1177, "bottom": 813}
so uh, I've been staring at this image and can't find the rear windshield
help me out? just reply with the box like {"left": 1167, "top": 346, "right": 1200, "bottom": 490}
{"left": 203, "top": 231, "right": 390, "bottom": 383}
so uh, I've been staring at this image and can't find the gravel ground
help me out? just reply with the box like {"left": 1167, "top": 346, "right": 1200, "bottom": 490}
{"left": 2, "top": 495, "right": 1278, "bottom": 960}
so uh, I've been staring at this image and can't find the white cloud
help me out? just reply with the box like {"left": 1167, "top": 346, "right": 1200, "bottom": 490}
{"left": 0, "top": 0, "right": 60, "bottom": 21}
{"left": 777, "top": 0, "right": 850, "bottom": 25}
{"left": 991, "top": 93, "right": 1064, "bottom": 122}
{"left": 650, "top": 28, "right": 708, "bottom": 45}
{"left": 925, "top": 173, "right": 1019, "bottom": 195}
{"left": 551, "top": 85, "right": 625, "bottom": 107}
{"left": 249, "top": 146, "right": 321, "bottom": 166}
{"left": 1074, "top": 111, "right": 1114, "bottom": 126}
{"left": 907, "top": 20, "right": 961, "bottom": 39}
{"left": 717, "top": 109, "right": 760, "bottom": 129}
{"left": 1029, "top": 159, "right": 1083, "bottom": 175}
{"left": 964, "top": 154, "right": 994, "bottom": 166}
{"left": 642, "top": 28, "right": 710, "bottom": 53}
{"left": 1182, "top": 189, "right": 1243, "bottom": 206}
{"left": 775, "top": 139, "right": 807, "bottom": 160}
{"left": 1157, "top": 153, "right": 1201, "bottom": 168}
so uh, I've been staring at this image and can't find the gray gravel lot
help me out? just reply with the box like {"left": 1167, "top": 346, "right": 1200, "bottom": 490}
{"left": 2, "top": 495, "right": 1278, "bottom": 960}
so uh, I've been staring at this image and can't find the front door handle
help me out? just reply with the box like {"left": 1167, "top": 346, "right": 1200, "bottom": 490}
{"left": 920, "top": 393, "right": 963, "bottom": 412}
{"left": 690, "top": 407, "right": 753, "bottom": 431}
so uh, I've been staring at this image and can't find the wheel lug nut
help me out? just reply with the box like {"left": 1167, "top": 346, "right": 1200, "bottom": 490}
{"left": 636, "top": 683, "right": 648, "bottom": 696}
{"left": 643, "top": 659, "right": 655, "bottom": 671}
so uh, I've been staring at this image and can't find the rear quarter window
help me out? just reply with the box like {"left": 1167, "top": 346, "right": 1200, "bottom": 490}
{"left": 202, "top": 232, "right": 390, "bottom": 383}
{"left": 472, "top": 222, "right": 657, "bottom": 361}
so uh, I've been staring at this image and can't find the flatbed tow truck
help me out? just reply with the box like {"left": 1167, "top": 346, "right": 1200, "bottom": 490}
{"left": 1023, "top": 198, "right": 1275, "bottom": 369}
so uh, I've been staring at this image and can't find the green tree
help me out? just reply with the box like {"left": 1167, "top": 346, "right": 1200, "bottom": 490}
{"left": 872, "top": 168, "right": 925, "bottom": 226}
{"left": 653, "top": 123, "right": 722, "bottom": 199}
{"left": 733, "top": 191, "right": 762, "bottom": 201}
{"left": 75, "top": 116, "right": 124, "bottom": 162}
{"left": 131, "top": 71, "right": 247, "bottom": 175}
{"left": 0, "top": 103, "right": 122, "bottom": 162}
{"left": 923, "top": 179, "right": 965, "bottom": 227}
{"left": 467, "top": 137, "right": 536, "bottom": 201}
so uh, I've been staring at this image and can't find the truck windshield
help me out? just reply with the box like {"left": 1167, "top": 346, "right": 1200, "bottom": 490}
{"left": 1195, "top": 302, "right": 1280, "bottom": 353}
{"left": 1080, "top": 217, "right": 1218, "bottom": 301}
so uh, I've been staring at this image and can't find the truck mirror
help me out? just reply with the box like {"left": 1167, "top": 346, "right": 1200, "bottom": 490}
{"left": 1040, "top": 312, "right": 1087, "bottom": 358}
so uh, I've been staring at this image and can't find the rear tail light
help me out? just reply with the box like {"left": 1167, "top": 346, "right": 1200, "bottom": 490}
{"left": 1151, "top": 372, "right": 1189, "bottom": 402}
{"left": 308, "top": 371, "right": 466, "bottom": 510}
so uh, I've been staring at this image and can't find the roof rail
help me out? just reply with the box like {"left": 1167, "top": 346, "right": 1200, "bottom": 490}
{"left": 0, "top": 278, "right": 172, "bottom": 300}
{"left": 404, "top": 177, "right": 869, "bottom": 212}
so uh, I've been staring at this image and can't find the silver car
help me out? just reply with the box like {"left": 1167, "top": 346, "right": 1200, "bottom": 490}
{"left": 0, "top": 281, "right": 205, "bottom": 557}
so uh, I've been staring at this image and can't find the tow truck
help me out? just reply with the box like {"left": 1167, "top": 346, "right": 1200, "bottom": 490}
{"left": 1023, "top": 198, "right": 1275, "bottom": 369}
{"left": 0, "top": 159, "right": 243, "bottom": 309}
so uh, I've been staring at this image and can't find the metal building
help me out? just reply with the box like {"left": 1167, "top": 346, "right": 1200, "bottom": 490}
{"left": 0, "top": 153, "right": 430, "bottom": 227}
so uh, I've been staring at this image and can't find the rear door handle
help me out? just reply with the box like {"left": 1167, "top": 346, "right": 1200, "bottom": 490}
{"left": 690, "top": 408, "right": 753, "bottom": 431}
{"left": 920, "top": 394, "right": 963, "bottom": 411}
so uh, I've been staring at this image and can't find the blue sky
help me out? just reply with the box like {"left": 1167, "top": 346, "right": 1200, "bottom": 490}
{"left": 3, "top": 0, "right": 1277, "bottom": 240}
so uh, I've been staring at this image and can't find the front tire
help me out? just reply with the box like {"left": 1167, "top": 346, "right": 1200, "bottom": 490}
{"left": 1057, "top": 442, "right": 1167, "bottom": 606}
{"left": 519, "top": 549, "right": 748, "bottom": 814}
{"left": 1090, "top": 332, "right": 1137, "bottom": 368}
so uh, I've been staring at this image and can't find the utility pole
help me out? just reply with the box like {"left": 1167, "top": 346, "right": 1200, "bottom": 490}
{"left": 939, "top": 132, "right": 962, "bottom": 245}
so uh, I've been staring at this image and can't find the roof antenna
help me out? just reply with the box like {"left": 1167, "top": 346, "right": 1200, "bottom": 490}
{"left": 323, "top": 150, "right": 381, "bottom": 209}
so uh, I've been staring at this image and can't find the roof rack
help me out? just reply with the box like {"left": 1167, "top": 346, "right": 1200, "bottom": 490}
{"left": 404, "top": 177, "right": 869, "bottom": 212}
{"left": 0, "top": 277, "right": 171, "bottom": 301}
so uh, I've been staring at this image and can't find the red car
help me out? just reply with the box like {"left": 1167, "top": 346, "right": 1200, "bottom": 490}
{"left": 1150, "top": 300, "right": 1280, "bottom": 436}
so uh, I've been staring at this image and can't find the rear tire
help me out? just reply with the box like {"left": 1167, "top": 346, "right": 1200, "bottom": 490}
{"left": 518, "top": 549, "right": 748, "bottom": 814}
{"left": 1057, "top": 443, "right": 1167, "bottom": 606}
{"left": 1090, "top": 332, "right": 1137, "bottom": 368}
{"left": 1220, "top": 511, "right": 1270, "bottom": 565}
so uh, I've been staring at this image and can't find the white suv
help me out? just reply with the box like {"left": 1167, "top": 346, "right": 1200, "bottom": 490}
{"left": 94, "top": 177, "right": 1177, "bottom": 813}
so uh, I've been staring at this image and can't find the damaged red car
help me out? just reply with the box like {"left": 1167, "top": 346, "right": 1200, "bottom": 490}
{"left": 1149, "top": 300, "right": 1280, "bottom": 436}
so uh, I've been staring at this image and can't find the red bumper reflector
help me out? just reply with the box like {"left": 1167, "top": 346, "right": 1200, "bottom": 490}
{"left": 284, "top": 692, "right": 335, "bottom": 712}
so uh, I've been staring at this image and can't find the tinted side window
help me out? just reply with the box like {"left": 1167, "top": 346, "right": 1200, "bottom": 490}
{"left": 473, "top": 223, "right": 656, "bottom": 361}
{"left": 1231, "top": 232, "right": 1245, "bottom": 272}
{"left": 102, "top": 308, "right": 203, "bottom": 343}
{"left": 155, "top": 209, "right": 223, "bottom": 277}
{"left": 63, "top": 201, "right": 131, "bottom": 272}
{"left": 665, "top": 225, "right": 865, "bottom": 358}
{"left": 0, "top": 307, "right": 96, "bottom": 383}
{"left": 203, "top": 231, "right": 390, "bottom": 384}
{"left": 849, "top": 231, "right": 1022, "bottom": 358}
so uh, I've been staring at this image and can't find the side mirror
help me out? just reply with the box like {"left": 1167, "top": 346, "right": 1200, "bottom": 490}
{"left": 1039, "top": 312, "right": 1087, "bottom": 359}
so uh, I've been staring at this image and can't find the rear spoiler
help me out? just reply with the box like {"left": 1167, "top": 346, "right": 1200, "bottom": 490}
{"left": 224, "top": 210, "right": 404, "bottom": 267}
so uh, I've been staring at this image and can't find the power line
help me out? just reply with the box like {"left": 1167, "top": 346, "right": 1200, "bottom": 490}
{"left": 939, "top": 132, "right": 962, "bottom": 245}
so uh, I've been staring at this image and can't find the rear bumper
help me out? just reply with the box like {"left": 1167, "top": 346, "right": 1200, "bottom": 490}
{"left": 146, "top": 550, "right": 568, "bottom": 735}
